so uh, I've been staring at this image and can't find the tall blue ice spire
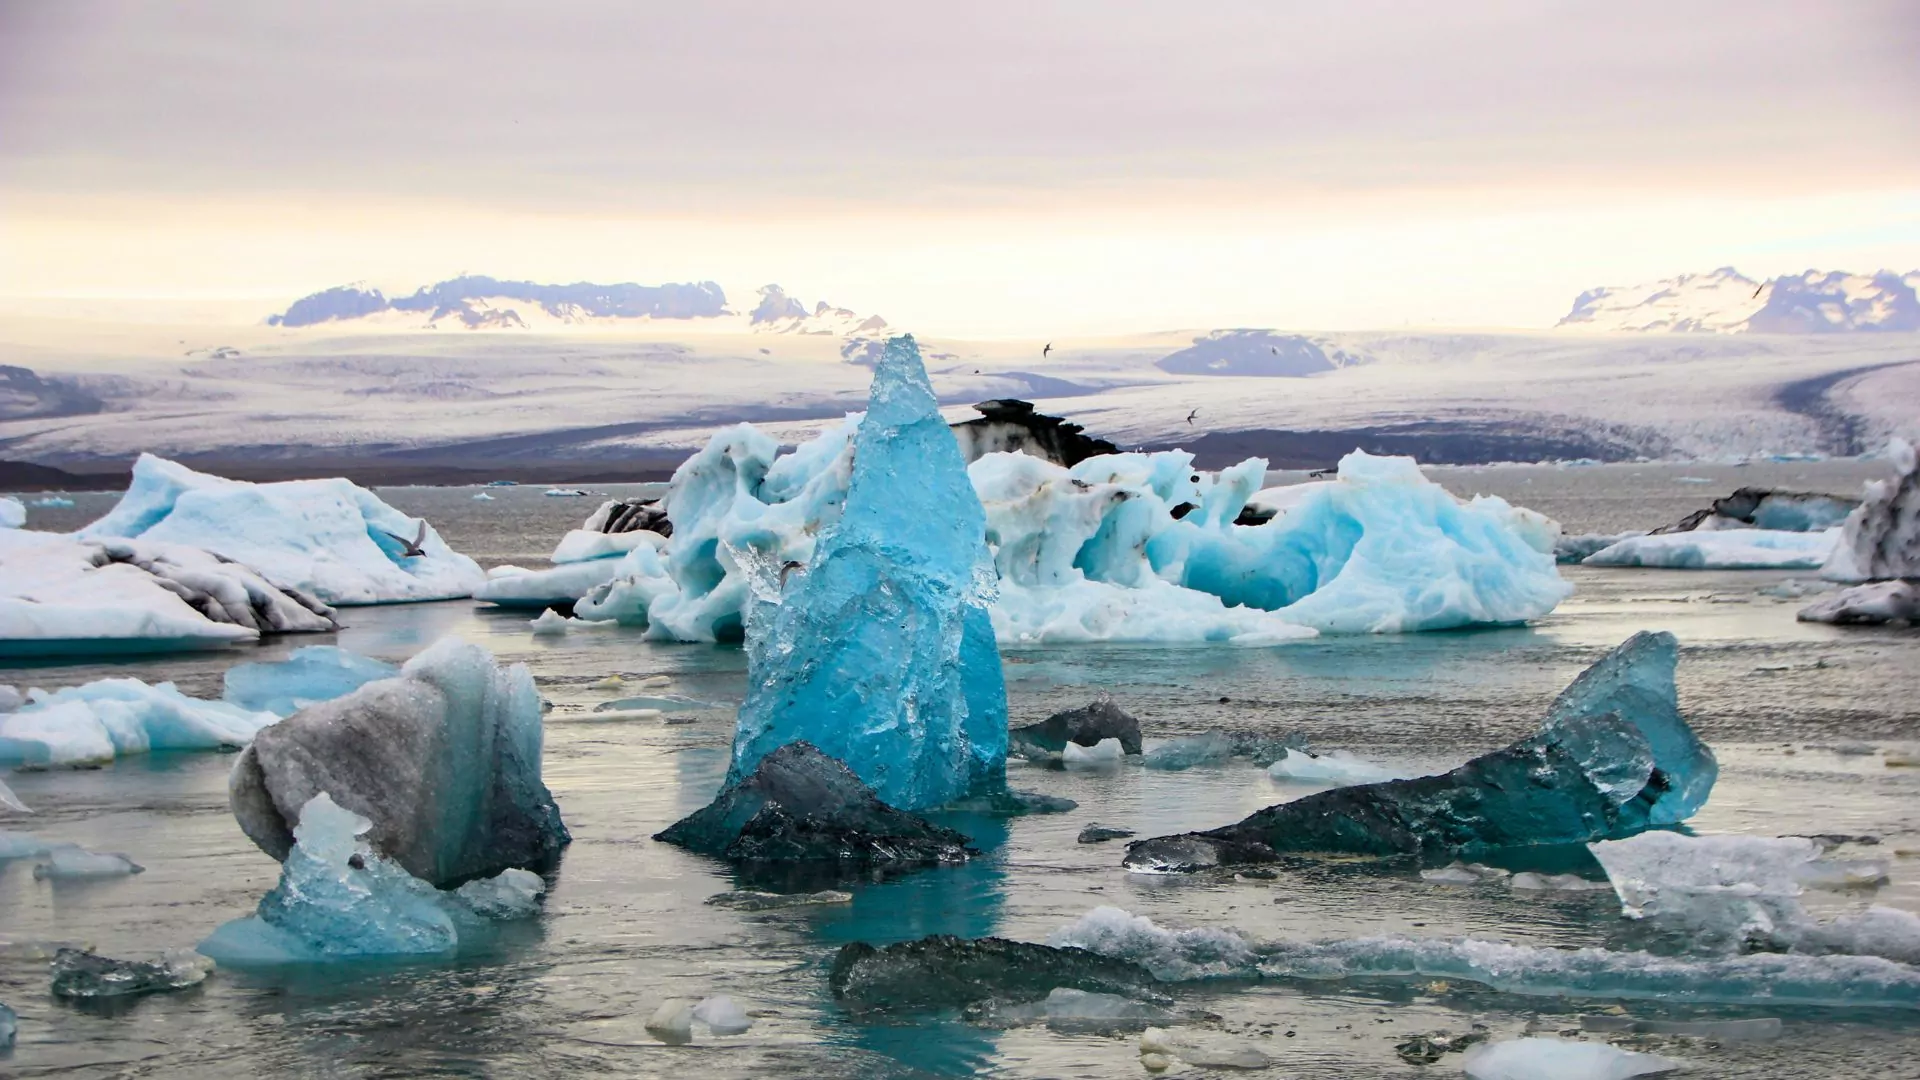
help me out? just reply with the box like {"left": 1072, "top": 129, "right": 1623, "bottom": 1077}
{"left": 723, "top": 335, "right": 1008, "bottom": 810}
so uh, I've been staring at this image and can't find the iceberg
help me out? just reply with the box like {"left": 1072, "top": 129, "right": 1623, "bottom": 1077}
{"left": 1123, "top": 632, "right": 1714, "bottom": 870}
{"left": 1063, "top": 738, "right": 1125, "bottom": 766}
{"left": 656, "top": 741, "right": 975, "bottom": 866}
{"left": 0, "top": 677, "right": 280, "bottom": 766}
{"left": 1651, "top": 486, "right": 1859, "bottom": 535}
{"left": 222, "top": 645, "right": 397, "bottom": 716}
{"left": 33, "top": 849, "right": 144, "bottom": 880}
{"left": 77, "top": 454, "right": 484, "bottom": 604}
{"left": 1050, "top": 905, "right": 1920, "bottom": 1008}
{"left": 1584, "top": 527, "right": 1838, "bottom": 569}
{"left": 722, "top": 336, "right": 1007, "bottom": 811}
{"left": 199, "top": 793, "right": 545, "bottom": 965}
{"left": 1821, "top": 438, "right": 1919, "bottom": 582}
{"left": 0, "top": 497, "right": 23, "bottom": 528}
{"left": 1462, "top": 1039, "right": 1679, "bottom": 1080}
{"left": 228, "top": 638, "right": 569, "bottom": 887}
{"left": 828, "top": 933, "right": 1163, "bottom": 1015}
{"left": 49, "top": 947, "right": 212, "bottom": 999}
{"left": 1, "top": 529, "right": 336, "bottom": 657}
{"left": 1799, "top": 579, "right": 1920, "bottom": 625}
{"left": 555, "top": 396, "right": 1565, "bottom": 645}
{"left": 1009, "top": 700, "right": 1142, "bottom": 763}
{"left": 473, "top": 516, "right": 669, "bottom": 608}
{"left": 1266, "top": 748, "right": 1409, "bottom": 785}
{"left": 1142, "top": 731, "right": 1235, "bottom": 770}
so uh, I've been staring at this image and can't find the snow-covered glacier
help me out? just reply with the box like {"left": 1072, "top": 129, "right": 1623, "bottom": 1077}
{"left": 556, "top": 408, "right": 1567, "bottom": 644}
{"left": 78, "top": 454, "right": 484, "bottom": 605}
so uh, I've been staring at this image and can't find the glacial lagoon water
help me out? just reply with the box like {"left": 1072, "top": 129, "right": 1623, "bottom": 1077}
{"left": 3, "top": 462, "right": 1918, "bottom": 1077}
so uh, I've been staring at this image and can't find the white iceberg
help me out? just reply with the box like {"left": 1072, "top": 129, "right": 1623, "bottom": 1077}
{"left": 474, "top": 513, "right": 669, "bottom": 609}
{"left": 566, "top": 418, "right": 1566, "bottom": 643}
{"left": 1266, "top": 748, "right": 1409, "bottom": 785}
{"left": 1, "top": 529, "right": 336, "bottom": 656}
{"left": 1462, "top": 1038, "right": 1680, "bottom": 1080}
{"left": 1584, "top": 528, "right": 1838, "bottom": 569}
{"left": 0, "top": 677, "right": 280, "bottom": 766}
{"left": 1062, "top": 737, "right": 1126, "bottom": 766}
{"left": 77, "top": 454, "right": 483, "bottom": 605}
{"left": 1799, "top": 579, "right": 1920, "bottom": 625}
{"left": 0, "top": 497, "right": 24, "bottom": 528}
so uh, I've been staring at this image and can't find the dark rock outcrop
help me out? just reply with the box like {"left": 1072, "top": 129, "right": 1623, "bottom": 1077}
{"left": 949, "top": 399, "right": 1120, "bottom": 468}
{"left": 655, "top": 742, "right": 975, "bottom": 866}
{"left": 829, "top": 934, "right": 1162, "bottom": 1014}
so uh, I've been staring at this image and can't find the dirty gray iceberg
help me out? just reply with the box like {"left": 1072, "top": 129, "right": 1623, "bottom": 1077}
{"left": 1122, "top": 631, "right": 1714, "bottom": 871}
{"left": 1009, "top": 699, "right": 1142, "bottom": 763}
{"left": 228, "top": 637, "right": 568, "bottom": 887}
{"left": 1802, "top": 439, "right": 1920, "bottom": 624}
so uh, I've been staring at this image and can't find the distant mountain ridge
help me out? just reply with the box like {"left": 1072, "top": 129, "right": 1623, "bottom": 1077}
{"left": 1559, "top": 267, "right": 1920, "bottom": 333}
{"left": 266, "top": 276, "right": 885, "bottom": 335}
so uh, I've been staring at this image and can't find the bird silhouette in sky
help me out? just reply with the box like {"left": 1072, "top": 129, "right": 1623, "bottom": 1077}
{"left": 382, "top": 520, "right": 428, "bottom": 558}
{"left": 1043, "top": 343, "right": 1052, "bottom": 357}
{"left": 1751, "top": 283, "right": 1765, "bottom": 299}
{"left": 1186, "top": 409, "right": 1199, "bottom": 425}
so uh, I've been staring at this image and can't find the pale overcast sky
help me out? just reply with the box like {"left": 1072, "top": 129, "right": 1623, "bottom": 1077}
{"left": 2, "top": 1, "right": 1915, "bottom": 334}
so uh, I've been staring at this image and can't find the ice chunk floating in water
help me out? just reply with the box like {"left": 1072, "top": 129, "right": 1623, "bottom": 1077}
{"left": 78, "top": 453, "right": 484, "bottom": 604}
{"left": 0, "top": 497, "right": 23, "bottom": 529}
{"left": 1462, "top": 1039, "right": 1680, "bottom": 1080}
{"left": 227, "top": 638, "right": 568, "bottom": 887}
{"left": 49, "top": 947, "right": 212, "bottom": 999}
{"left": 1123, "top": 632, "right": 1715, "bottom": 869}
{"left": 0, "top": 529, "right": 336, "bottom": 657}
{"left": 1823, "top": 437, "right": 1920, "bottom": 582}
{"left": 199, "top": 793, "right": 545, "bottom": 965}
{"left": 221, "top": 645, "right": 397, "bottom": 717}
{"left": 0, "top": 677, "right": 279, "bottom": 766}
{"left": 1583, "top": 528, "right": 1837, "bottom": 569}
{"left": 722, "top": 336, "right": 1008, "bottom": 811}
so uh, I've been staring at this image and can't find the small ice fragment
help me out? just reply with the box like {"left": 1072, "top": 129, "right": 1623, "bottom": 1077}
{"left": 1267, "top": 747, "right": 1406, "bottom": 785}
{"left": 0, "top": 776, "right": 27, "bottom": 814}
{"left": 1580, "top": 1014, "right": 1781, "bottom": 1041}
{"left": 33, "top": 850, "right": 144, "bottom": 880}
{"left": 1140, "top": 1051, "right": 1172, "bottom": 1071}
{"left": 453, "top": 868, "right": 546, "bottom": 918}
{"left": 1139, "top": 1026, "right": 1273, "bottom": 1069}
{"left": 705, "top": 889, "right": 853, "bottom": 911}
{"left": 645, "top": 998, "right": 695, "bottom": 1044}
{"left": 1509, "top": 872, "right": 1612, "bottom": 892}
{"left": 529, "top": 609, "right": 570, "bottom": 636}
{"left": 1462, "top": 1037, "right": 1680, "bottom": 1079}
{"left": 1079, "top": 824, "right": 1136, "bottom": 844}
{"left": 1421, "top": 862, "right": 1510, "bottom": 885}
{"left": 639, "top": 674, "right": 672, "bottom": 688}
{"left": 691, "top": 994, "right": 752, "bottom": 1035}
{"left": 1142, "top": 731, "right": 1234, "bottom": 771}
{"left": 1063, "top": 738, "right": 1124, "bottom": 767}
{"left": 49, "top": 947, "right": 212, "bottom": 999}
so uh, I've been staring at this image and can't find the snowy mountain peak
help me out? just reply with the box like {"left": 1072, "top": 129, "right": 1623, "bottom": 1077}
{"left": 747, "top": 285, "right": 888, "bottom": 336}
{"left": 1560, "top": 268, "right": 1920, "bottom": 333}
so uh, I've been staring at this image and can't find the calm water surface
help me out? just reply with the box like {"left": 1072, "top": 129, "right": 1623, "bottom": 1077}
{"left": 3, "top": 464, "right": 1917, "bottom": 1078}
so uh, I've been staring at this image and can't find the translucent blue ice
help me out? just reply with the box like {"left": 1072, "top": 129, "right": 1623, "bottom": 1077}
{"left": 199, "top": 792, "right": 544, "bottom": 965}
{"left": 1542, "top": 630, "right": 1716, "bottom": 825}
{"left": 723, "top": 335, "right": 1007, "bottom": 811}
{"left": 222, "top": 646, "right": 397, "bottom": 716}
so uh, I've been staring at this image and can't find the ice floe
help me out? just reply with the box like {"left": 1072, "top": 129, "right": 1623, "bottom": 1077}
{"left": 1461, "top": 1038, "right": 1680, "bottom": 1080}
{"left": 1584, "top": 527, "right": 1839, "bottom": 569}
{"left": 0, "top": 677, "right": 280, "bottom": 766}
{"left": 1266, "top": 747, "right": 1410, "bottom": 785}
{"left": 1799, "top": 579, "right": 1920, "bottom": 625}
{"left": 228, "top": 638, "right": 569, "bottom": 887}
{"left": 77, "top": 453, "right": 484, "bottom": 604}
{"left": 1, "top": 529, "right": 337, "bottom": 656}
{"left": 49, "top": 947, "right": 212, "bottom": 999}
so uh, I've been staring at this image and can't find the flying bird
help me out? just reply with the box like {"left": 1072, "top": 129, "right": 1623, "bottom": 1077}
{"left": 382, "top": 520, "right": 429, "bottom": 558}
{"left": 1270, "top": 346, "right": 1278, "bottom": 354}
{"left": 1043, "top": 342, "right": 1053, "bottom": 357}
{"left": 1185, "top": 409, "right": 1199, "bottom": 425}
{"left": 779, "top": 560, "right": 805, "bottom": 587}
{"left": 1752, "top": 282, "right": 1765, "bottom": 299}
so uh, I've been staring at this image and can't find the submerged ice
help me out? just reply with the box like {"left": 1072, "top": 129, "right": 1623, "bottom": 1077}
{"left": 221, "top": 645, "right": 397, "bottom": 716}
{"left": 1123, "top": 632, "right": 1715, "bottom": 869}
